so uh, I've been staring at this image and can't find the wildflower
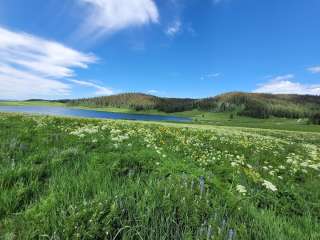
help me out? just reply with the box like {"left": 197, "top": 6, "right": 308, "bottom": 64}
{"left": 309, "top": 163, "right": 320, "bottom": 171}
{"left": 269, "top": 170, "right": 275, "bottom": 176}
{"left": 236, "top": 185, "right": 247, "bottom": 195}
{"left": 262, "top": 180, "right": 277, "bottom": 192}
{"left": 246, "top": 164, "right": 253, "bottom": 169}
{"left": 231, "top": 162, "right": 238, "bottom": 167}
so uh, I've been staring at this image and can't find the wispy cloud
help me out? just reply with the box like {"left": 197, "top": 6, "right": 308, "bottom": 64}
{"left": 146, "top": 89, "right": 167, "bottom": 96}
{"left": 0, "top": 26, "right": 97, "bottom": 100}
{"left": 0, "top": 64, "right": 71, "bottom": 100}
{"left": 201, "top": 73, "right": 221, "bottom": 80}
{"left": 266, "top": 74, "right": 295, "bottom": 82}
{"left": 69, "top": 79, "right": 113, "bottom": 96}
{"left": 165, "top": 20, "right": 182, "bottom": 37}
{"left": 307, "top": 65, "right": 320, "bottom": 74}
{"left": 254, "top": 74, "right": 320, "bottom": 95}
{"left": 78, "top": 0, "right": 159, "bottom": 38}
{"left": 147, "top": 90, "right": 159, "bottom": 94}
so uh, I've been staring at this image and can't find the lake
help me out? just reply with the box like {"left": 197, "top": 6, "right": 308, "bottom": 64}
{"left": 0, "top": 106, "right": 191, "bottom": 122}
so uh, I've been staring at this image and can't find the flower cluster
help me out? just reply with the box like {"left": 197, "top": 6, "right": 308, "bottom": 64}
{"left": 63, "top": 119, "right": 320, "bottom": 197}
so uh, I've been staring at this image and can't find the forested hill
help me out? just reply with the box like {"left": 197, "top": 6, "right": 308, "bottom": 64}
{"left": 66, "top": 92, "right": 320, "bottom": 119}
{"left": 68, "top": 93, "right": 195, "bottom": 113}
{"left": 197, "top": 92, "right": 320, "bottom": 119}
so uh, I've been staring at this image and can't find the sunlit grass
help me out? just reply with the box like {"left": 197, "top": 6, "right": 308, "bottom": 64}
{"left": 0, "top": 113, "right": 319, "bottom": 239}
{"left": 0, "top": 101, "right": 65, "bottom": 107}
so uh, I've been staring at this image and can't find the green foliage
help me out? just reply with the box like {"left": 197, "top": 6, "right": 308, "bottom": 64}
{"left": 0, "top": 113, "right": 320, "bottom": 239}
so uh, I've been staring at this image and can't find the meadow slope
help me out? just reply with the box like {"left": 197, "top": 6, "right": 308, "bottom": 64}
{"left": 0, "top": 113, "right": 320, "bottom": 239}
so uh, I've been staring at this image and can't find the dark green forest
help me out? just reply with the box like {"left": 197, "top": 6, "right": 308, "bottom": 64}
{"left": 67, "top": 93, "right": 195, "bottom": 112}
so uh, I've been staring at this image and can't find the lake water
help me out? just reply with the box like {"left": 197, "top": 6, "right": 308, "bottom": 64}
{"left": 0, "top": 106, "right": 191, "bottom": 122}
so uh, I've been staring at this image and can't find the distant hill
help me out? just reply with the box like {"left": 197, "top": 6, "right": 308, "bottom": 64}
{"left": 67, "top": 92, "right": 320, "bottom": 119}
{"left": 196, "top": 92, "right": 320, "bottom": 118}
{"left": 26, "top": 99, "right": 71, "bottom": 103}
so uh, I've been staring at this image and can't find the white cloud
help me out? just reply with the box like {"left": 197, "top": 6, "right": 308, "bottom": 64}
{"left": 267, "top": 74, "right": 294, "bottom": 82}
{"left": 165, "top": 20, "right": 181, "bottom": 37}
{"left": 79, "top": 0, "right": 159, "bottom": 37}
{"left": 254, "top": 74, "right": 320, "bottom": 95}
{"left": 147, "top": 89, "right": 159, "bottom": 94}
{"left": 0, "top": 64, "right": 71, "bottom": 100}
{"left": 308, "top": 66, "right": 320, "bottom": 74}
{"left": 0, "top": 27, "right": 97, "bottom": 100}
{"left": 201, "top": 73, "right": 221, "bottom": 80}
{"left": 146, "top": 89, "right": 168, "bottom": 96}
{"left": 69, "top": 79, "right": 113, "bottom": 96}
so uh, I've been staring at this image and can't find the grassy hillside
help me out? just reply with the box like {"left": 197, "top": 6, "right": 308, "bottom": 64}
{"left": 1, "top": 113, "right": 320, "bottom": 239}
{"left": 67, "top": 92, "right": 320, "bottom": 119}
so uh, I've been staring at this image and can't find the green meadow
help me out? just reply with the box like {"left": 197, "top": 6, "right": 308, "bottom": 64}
{"left": 0, "top": 113, "right": 319, "bottom": 239}
{"left": 0, "top": 101, "right": 65, "bottom": 107}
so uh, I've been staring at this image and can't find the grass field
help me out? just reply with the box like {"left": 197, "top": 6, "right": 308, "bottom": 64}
{"left": 0, "top": 112, "right": 319, "bottom": 239}
{"left": 0, "top": 101, "right": 65, "bottom": 107}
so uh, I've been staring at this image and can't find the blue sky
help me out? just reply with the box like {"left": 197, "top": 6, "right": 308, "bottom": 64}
{"left": 0, "top": 0, "right": 320, "bottom": 100}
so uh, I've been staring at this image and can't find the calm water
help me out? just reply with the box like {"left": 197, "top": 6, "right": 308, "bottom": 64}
{"left": 0, "top": 106, "right": 191, "bottom": 122}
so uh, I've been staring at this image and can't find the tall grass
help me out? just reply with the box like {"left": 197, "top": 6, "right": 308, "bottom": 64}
{"left": 0, "top": 113, "right": 319, "bottom": 239}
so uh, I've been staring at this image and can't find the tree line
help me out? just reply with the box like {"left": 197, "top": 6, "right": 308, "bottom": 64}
{"left": 66, "top": 92, "right": 320, "bottom": 123}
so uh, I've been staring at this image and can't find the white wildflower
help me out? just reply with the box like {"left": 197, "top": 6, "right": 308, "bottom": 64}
{"left": 262, "top": 180, "right": 277, "bottom": 192}
{"left": 246, "top": 164, "right": 253, "bottom": 169}
{"left": 231, "top": 162, "right": 238, "bottom": 167}
{"left": 236, "top": 185, "right": 247, "bottom": 195}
